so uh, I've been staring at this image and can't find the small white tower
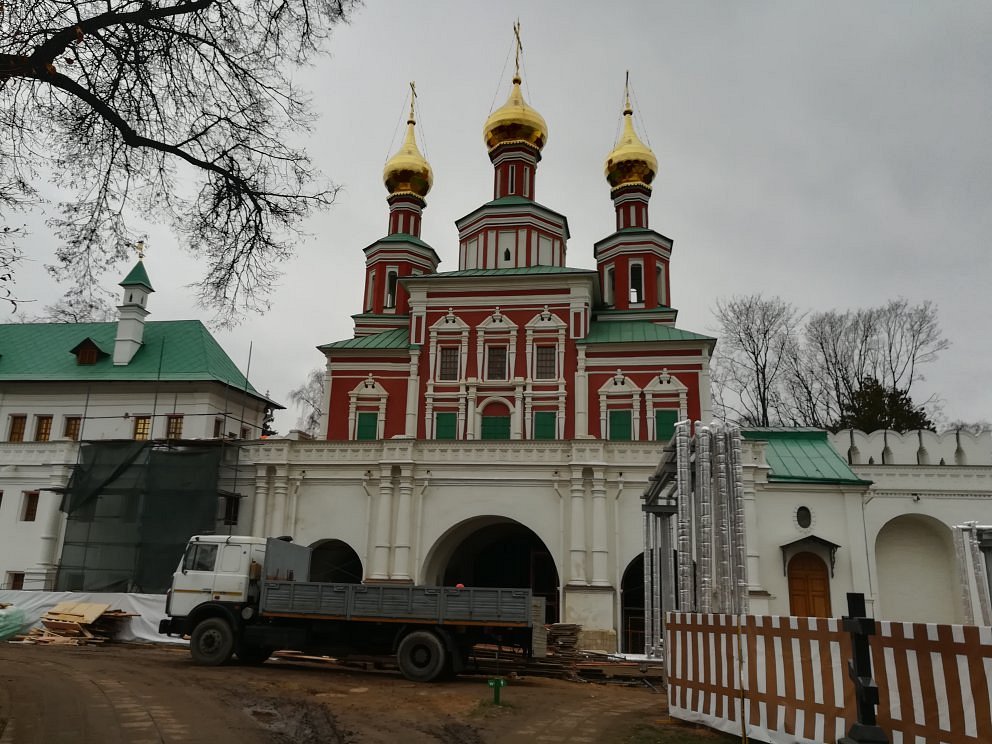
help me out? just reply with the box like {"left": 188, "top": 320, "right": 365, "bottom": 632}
{"left": 113, "top": 250, "right": 154, "bottom": 366}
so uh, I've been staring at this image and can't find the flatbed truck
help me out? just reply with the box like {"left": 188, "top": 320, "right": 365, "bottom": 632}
{"left": 159, "top": 535, "right": 547, "bottom": 682}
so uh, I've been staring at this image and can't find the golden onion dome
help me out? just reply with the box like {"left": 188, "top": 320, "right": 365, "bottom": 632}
{"left": 483, "top": 75, "right": 548, "bottom": 153}
{"left": 383, "top": 101, "right": 433, "bottom": 198}
{"left": 604, "top": 102, "right": 657, "bottom": 190}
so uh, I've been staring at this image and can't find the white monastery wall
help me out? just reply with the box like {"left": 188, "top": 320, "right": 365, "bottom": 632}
{"left": 829, "top": 428, "right": 992, "bottom": 466}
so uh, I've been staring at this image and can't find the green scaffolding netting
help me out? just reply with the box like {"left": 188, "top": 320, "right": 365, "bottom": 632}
{"left": 56, "top": 441, "right": 227, "bottom": 593}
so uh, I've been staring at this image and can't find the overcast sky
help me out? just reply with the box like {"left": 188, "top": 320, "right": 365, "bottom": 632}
{"left": 7, "top": 2, "right": 992, "bottom": 433}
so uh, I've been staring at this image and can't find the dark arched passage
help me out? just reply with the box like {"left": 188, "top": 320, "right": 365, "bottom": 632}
{"left": 430, "top": 519, "right": 560, "bottom": 623}
{"left": 620, "top": 554, "right": 644, "bottom": 653}
{"left": 309, "top": 539, "right": 363, "bottom": 583}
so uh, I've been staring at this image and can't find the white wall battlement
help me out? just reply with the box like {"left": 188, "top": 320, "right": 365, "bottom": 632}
{"left": 829, "top": 428, "right": 992, "bottom": 467}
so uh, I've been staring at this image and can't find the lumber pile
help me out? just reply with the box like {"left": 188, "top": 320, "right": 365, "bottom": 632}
{"left": 12, "top": 601, "right": 138, "bottom": 646}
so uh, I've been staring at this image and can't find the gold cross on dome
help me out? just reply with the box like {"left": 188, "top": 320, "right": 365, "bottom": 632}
{"left": 409, "top": 81, "right": 417, "bottom": 121}
{"left": 135, "top": 239, "right": 146, "bottom": 260}
{"left": 513, "top": 19, "right": 523, "bottom": 79}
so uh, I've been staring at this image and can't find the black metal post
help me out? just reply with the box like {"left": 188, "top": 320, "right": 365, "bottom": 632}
{"left": 839, "top": 592, "right": 888, "bottom": 744}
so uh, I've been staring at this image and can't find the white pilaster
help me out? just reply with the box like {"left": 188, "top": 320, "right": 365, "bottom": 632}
{"left": 568, "top": 473, "right": 587, "bottom": 584}
{"left": 370, "top": 469, "right": 393, "bottom": 580}
{"left": 590, "top": 470, "right": 609, "bottom": 585}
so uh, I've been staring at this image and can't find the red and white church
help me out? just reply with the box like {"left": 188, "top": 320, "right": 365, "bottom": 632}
{"left": 253, "top": 63, "right": 714, "bottom": 651}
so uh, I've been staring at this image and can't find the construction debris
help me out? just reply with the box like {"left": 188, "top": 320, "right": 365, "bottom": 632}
{"left": 10, "top": 601, "right": 139, "bottom": 646}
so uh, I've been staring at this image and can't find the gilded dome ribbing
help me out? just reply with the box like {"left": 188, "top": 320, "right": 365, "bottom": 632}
{"left": 384, "top": 104, "right": 433, "bottom": 198}
{"left": 483, "top": 76, "right": 548, "bottom": 153}
{"left": 604, "top": 103, "right": 657, "bottom": 189}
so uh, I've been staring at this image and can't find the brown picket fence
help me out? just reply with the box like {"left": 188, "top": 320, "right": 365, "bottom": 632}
{"left": 666, "top": 612, "right": 992, "bottom": 743}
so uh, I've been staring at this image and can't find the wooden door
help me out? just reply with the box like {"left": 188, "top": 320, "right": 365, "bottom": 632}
{"left": 787, "top": 552, "right": 832, "bottom": 617}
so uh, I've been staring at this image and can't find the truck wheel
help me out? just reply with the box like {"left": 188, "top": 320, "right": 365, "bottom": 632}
{"left": 235, "top": 643, "right": 272, "bottom": 665}
{"left": 397, "top": 630, "right": 447, "bottom": 682}
{"left": 190, "top": 617, "right": 235, "bottom": 666}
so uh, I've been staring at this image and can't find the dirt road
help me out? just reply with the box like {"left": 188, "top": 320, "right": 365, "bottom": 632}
{"left": 0, "top": 644, "right": 717, "bottom": 744}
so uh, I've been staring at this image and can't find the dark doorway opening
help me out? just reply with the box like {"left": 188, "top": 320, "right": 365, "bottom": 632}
{"left": 621, "top": 554, "right": 645, "bottom": 653}
{"left": 309, "top": 539, "right": 363, "bottom": 583}
{"left": 442, "top": 522, "right": 559, "bottom": 623}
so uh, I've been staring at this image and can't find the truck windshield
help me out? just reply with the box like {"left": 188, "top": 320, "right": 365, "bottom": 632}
{"left": 182, "top": 543, "right": 218, "bottom": 572}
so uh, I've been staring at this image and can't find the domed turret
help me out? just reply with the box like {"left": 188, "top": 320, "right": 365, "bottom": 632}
{"left": 604, "top": 95, "right": 657, "bottom": 191}
{"left": 483, "top": 75, "right": 548, "bottom": 153}
{"left": 383, "top": 96, "right": 432, "bottom": 198}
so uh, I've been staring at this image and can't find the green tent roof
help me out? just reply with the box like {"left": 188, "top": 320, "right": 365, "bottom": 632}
{"left": 319, "top": 327, "right": 411, "bottom": 350}
{"left": 119, "top": 260, "right": 154, "bottom": 291}
{"left": 579, "top": 320, "right": 715, "bottom": 344}
{"left": 0, "top": 320, "right": 273, "bottom": 403}
{"left": 741, "top": 429, "right": 871, "bottom": 485}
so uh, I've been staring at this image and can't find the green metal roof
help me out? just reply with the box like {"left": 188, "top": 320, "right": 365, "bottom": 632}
{"left": 319, "top": 327, "right": 411, "bottom": 350}
{"left": 0, "top": 320, "right": 271, "bottom": 402}
{"left": 579, "top": 320, "right": 715, "bottom": 344}
{"left": 365, "top": 232, "right": 435, "bottom": 252}
{"left": 741, "top": 429, "right": 872, "bottom": 486}
{"left": 456, "top": 197, "right": 570, "bottom": 237}
{"left": 412, "top": 265, "right": 596, "bottom": 279}
{"left": 119, "top": 260, "right": 154, "bottom": 291}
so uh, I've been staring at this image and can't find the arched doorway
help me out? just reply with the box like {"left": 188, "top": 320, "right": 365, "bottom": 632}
{"left": 787, "top": 552, "right": 832, "bottom": 617}
{"left": 309, "top": 539, "right": 363, "bottom": 583}
{"left": 423, "top": 517, "right": 560, "bottom": 623}
{"left": 620, "top": 555, "right": 644, "bottom": 653}
{"left": 875, "top": 515, "right": 960, "bottom": 623}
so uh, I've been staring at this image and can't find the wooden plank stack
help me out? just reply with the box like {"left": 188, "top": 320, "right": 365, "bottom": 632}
{"left": 12, "top": 601, "right": 139, "bottom": 646}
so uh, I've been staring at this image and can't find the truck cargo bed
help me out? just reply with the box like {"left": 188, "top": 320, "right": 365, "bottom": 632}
{"left": 261, "top": 582, "right": 536, "bottom": 626}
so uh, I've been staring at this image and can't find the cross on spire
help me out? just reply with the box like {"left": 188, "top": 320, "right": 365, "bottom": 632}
{"left": 135, "top": 239, "right": 146, "bottom": 260}
{"left": 408, "top": 81, "right": 417, "bottom": 123}
{"left": 513, "top": 19, "right": 523, "bottom": 80}
{"left": 624, "top": 70, "right": 631, "bottom": 112}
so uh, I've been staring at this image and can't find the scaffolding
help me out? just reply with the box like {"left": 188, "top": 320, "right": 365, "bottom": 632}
{"left": 55, "top": 439, "right": 250, "bottom": 593}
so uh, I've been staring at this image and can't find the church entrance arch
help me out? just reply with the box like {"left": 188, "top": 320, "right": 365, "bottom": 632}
{"left": 875, "top": 514, "right": 960, "bottom": 623}
{"left": 422, "top": 516, "right": 560, "bottom": 623}
{"left": 308, "top": 539, "right": 363, "bottom": 583}
{"left": 787, "top": 552, "right": 832, "bottom": 617}
{"left": 620, "top": 554, "right": 645, "bottom": 653}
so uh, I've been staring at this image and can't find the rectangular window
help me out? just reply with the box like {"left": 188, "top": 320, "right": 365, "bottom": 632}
{"left": 21, "top": 491, "right": 40, "bottom": 522}
{"left": 606, "top": 267, "right": 616, "bottom": 306}
{"left": 7, "top": 572, "right": 24, "bottom": 591}
{"left": 385, "top": 270, "right": 398, "bottom": 308}
{"left": 182, "top": 543, "right": 218, "bottom": 572}
{"left": 481, "top": 415, "right": 511, "bottom": 440}
{"left": 630, "top": 263, "right": 643, "bottom": 303}
{"left": 8, "top": 415, "right": 26, "bottom": 442}
{"left": 508, "top": 164, "right": 516, "bottom": 195}
{"left": 214, "top": 418, "right": 224, "bottom": 438}
{"left": 166, "top": 415, "right": 184, "bottom": 439}
{"left": 438, "top": 347, "right": 459, "bottom": 381}
{"left": 64, "top": 416, "right": 82, "bottom": 441}
{"left": 655, "top": 410, "right": 678, "bottom": 441}
{"left": 223, "top": 496, "right": 240, "bottom": 526}
{"left": 133, "top": 415, "right": 151, "bottom": 440}
{"left": 486, "top": 346, "right": 508, "bottom": 380}
{"left": 435, "top": 412, "right": 457, "bottom": 440}
{"left": 535, "top": 346, "right": 556, "bottom": 380}
{"left": 34, "top": 415, "right": 52, "bottom": 442}
{"left": 609, "top": 410, "right": 633, "bottom": 441}
{"left": 533, "top": 411, "right": 557, "bottom": 440}
{"left": 356, "top": 411, "right": 378, "bottom": 440}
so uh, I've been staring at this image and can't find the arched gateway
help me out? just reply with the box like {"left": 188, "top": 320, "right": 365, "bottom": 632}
{"left": 422, "top": 516, "right": 560, "bottom": 623}
{"left": 309, "top": 539, "right": 363, "bottom": 583}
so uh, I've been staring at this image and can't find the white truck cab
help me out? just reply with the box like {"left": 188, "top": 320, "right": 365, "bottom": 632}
{"left": 168, "top": 535, "right": 267, "bottom": 618}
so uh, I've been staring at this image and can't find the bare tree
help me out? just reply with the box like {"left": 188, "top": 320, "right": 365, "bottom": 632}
{"left": 712, "top": 293, "right": 950, "bottom": 432}
{"left": 1, "top": 0, "right": 357, "bottom": 321}
{"left": 712, "top": 294, "right": 802, "bottom": 426}
{"left": 288, "top": 367, "right": 324, "bottom": 437}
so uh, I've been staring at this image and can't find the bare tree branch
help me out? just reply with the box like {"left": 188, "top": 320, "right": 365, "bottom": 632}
{"left": 1, "top": 0, "right": 358, "bottom": 321}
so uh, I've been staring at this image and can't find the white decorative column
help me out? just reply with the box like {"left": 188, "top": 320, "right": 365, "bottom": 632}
{"left": 369, "top": 467, "right": 393, "bottom": 580}
{"left": 251, "top": 474, "right": 269, "bottom": 536}
{"left": 575, "top": 347, "right": 588, "bottom": 437}
{"left": 590, "top": 469, "right": 609, "bottom": 585}
{"left": 568, "top": 472, "right": 587, "bottom": 584}
{"left": 391, "top": 469, "right": 414, "bottom": 581}
{"left": 405, "top": 349, "right": 420, "bottom": 436}
{"left": 465, "top": 385, "right": 476, "bottom": 440}
{"left": 512, "top": 386, "right": 523, "bottom": 439}
{"left": 270, "top": 479, "right": 288, "bottom": 536}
